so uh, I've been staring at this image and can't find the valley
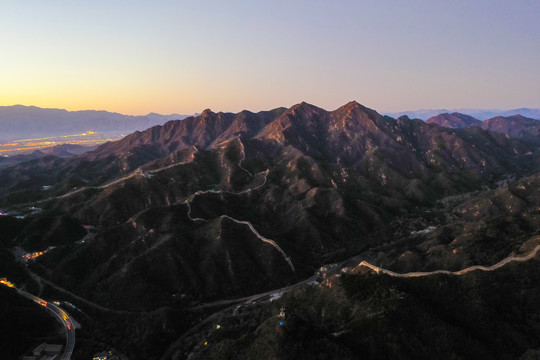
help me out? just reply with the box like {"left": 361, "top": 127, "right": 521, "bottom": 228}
{"left": 0, "top": 101, "right": 539, "bottom": 359}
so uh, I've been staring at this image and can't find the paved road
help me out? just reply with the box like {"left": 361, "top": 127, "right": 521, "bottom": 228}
{"left": 182, "top": 243, "right": 540, "bottom": 345}
{"left": 162, "top": 272, "right": 318, "bottom": 359}
{"left": 188, "top": 274, "right": 318, "bottom": 312}
{"left": 14, "top": 287, "right": 75, "bottom": 360}
{"left": 27, "top": 270, "right": 134, "bottom": 314}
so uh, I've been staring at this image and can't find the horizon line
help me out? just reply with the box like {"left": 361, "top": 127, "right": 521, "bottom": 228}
{"left": 1, "top": 102, "right": 540, "bottom": 118}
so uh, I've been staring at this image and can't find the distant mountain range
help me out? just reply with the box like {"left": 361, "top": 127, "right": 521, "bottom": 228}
{"left": 426, "top": 112, "right": 540, "bottom": 146}
{"left": 385, "top": 107, "right": 540, "bottom": 121}
{"left": 2, "top": 104, "right": 538, "bottom": 143}
{"left": 0, "top": 105, "right": 193, "bottom": 141}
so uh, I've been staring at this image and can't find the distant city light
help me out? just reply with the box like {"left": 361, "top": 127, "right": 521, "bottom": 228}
{"left": 0, "top": 131, "right": 125, "bottom": 155}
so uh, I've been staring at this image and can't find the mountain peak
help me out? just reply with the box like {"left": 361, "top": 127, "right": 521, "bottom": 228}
{"left": 335, "top": 100, "right": 367, "bottom": 113}
{"left": 331, "top": 101, "right": 380, "bottom": 120}
{"left": 201, "top": 109, "right": 214, "bottom": 117}
{"left": 343, "top": 100, "right": 361, "bottom": 108}
{"left": 290, "top": 101, "right": 318, "bottom": 111}
{"left": 285, "top": 102, "right": 327, "bottom": 118}
{"left": 397, "top": 115, "right": 411, "bottom": 122}
{"left": 506, "top": 114, "right": 530, "bottom": 121}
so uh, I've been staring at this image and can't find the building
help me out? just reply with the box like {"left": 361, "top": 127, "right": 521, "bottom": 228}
{"left": 93, "top": 350, "right": 120, "bottom": 360}
{"left": 93, "top": 352, "right": 110, "bottom": 360}
{"left": 22, "top": 342, "right": 63, "bottom": 360}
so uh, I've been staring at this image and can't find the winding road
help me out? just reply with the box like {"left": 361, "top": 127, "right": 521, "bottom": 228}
{"left": 12, "top": 286, "right": 76, "bottom": 360}
{"left": 27, "top": 270, "right": 135, "bottom": 314}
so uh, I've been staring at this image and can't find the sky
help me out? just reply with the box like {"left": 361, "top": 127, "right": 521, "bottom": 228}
{"left": 1, "top": 0, "right": 539, "bottom": 115}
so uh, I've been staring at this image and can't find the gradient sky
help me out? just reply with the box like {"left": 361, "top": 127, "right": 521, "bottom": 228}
{"left": 1, "top": 1, "right": 539, "bottom": 115}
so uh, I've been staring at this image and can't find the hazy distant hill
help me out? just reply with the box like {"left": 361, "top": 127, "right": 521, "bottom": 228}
{"left": 425, "top": 112, "right": 540, "bottom": 146}
{"left": 386, "top": 107, "right": 540, "bottom": 121}
{"left": 479, "top": 115, "right": 540, "bottom": 146}
{"left": 0, "top": 105, "right": 193, "bottom": 141}
{"left": 426, "top": 112, "right": 482, "bottom": 128}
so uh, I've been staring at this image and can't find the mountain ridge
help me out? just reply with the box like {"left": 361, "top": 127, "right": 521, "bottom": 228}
{"left": 426, "top": 112, "right": 540, "bottom": 146}
{"left": 1, "top": 100, "right": 540, "bottom": 359}
{"left": 65, "top": 101, "right": 537, "bottom": 184}
{"left": 385, "top": 107, "right": 540, "bottom": 120}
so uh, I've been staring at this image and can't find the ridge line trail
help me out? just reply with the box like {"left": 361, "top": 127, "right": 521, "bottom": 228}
{"left": 183, "top": 165, "right": 295, "bottom": 272}
{"left": 235, "top": 138, "right": 253, "bottom": 176}
{"left": 11, "top": 138, "right": 245, "bottom": 206}
{"left": 10, "top": 157, "right": 197, "bottom": 207}
{"left": 219, "top": 214, "right": 296, "bottom": 272}
{"left": 212, "top": 137, "right": 253, "bottom": 176}
{"left": 50, "top": 169, "right": 145, "bottom": 200}
{"left": 161, "top": 243, "right": 540, "bottom": 358}
{"left": 185, "top": 193, "right": 295, "bottom": 273}
{"left": 358, "top": 244, "right": 540, "bottom": 277}
{"left": 191, "top": 244, "right": 540, "bottom": 311}
{"left": 60, "top": 157, "right": 197, "bottom": 197}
